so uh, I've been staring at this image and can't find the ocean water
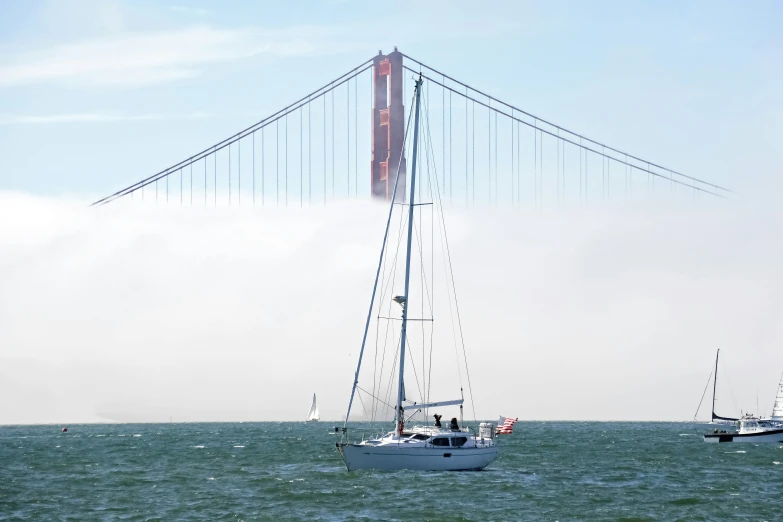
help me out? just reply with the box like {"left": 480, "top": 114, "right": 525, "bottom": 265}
{"left": 1, "top": 421, "right": 781, "bottom": 521}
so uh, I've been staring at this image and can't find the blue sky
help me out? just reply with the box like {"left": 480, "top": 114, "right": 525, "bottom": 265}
{"left": 0, "top": 0, "right": 781, "bottom": 201}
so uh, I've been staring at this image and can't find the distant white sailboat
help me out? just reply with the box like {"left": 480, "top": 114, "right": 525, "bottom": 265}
{"left": 769, "top": 373, "right": 783, "bottom": 421}
{"left": 306, "top": 393, "right": 320, "bottom": 422}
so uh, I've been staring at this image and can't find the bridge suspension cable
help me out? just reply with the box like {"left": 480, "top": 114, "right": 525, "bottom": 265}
{"left": 402, "top": 53, "right": 731, "bottom": 197}
{"left": 406, "top": 66, "right": 726, "bottom": 199}
{"left": 92, "top": 58, "right": 374, "bottom": 206}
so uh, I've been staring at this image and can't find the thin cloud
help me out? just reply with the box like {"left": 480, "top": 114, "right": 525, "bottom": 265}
{"left": 0, "top": 25, "right": 352, "bottom": 89}
{"left": 0, "top": 112, "right": 212, "bottom": 125}
{"left": 169, "top": 5, "right": 210, "bottom": 16}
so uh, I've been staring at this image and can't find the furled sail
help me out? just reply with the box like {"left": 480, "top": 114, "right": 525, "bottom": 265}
{"left": 307, "top": 393, "right": 320, "bottom": 421}
{"left": 712, "top": 411, "right": 739, "bottom": 422}
{"left": 772, "top": 374, "right": 783, "bottom": 419}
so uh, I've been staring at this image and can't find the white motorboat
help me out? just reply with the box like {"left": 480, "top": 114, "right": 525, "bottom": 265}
{"left": 700, "top": 351, "right": 783, "bottom": 443}
{"left": 336, "top": 76, "right": 499, "bottom": 471}
{"left": 306, "top": 393, "right": 320, "bottom": 422}
{"left": 703, "top": 414, "right": 783, "bottom": 443}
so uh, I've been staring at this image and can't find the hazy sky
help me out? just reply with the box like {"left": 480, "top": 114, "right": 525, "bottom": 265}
{"left": 1, "top": 1, "right": 782, "bottom": 424}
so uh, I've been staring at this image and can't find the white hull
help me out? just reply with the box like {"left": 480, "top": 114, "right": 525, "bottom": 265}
{"left": 703, "top": 428, "right": 783, "bottom": 443}
{"left": 338, "top": 443, "right": 499, "bottom": 471}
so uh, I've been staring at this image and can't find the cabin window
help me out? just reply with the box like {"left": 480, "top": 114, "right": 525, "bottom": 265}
{"left": 451, "top": 437, "right": 468, "bottom": 447}
{"left": 430, "top": 437, "right": 450, "bottom": 447}
{"left": 409, "top": 434, "right": 429, "bottom": 441}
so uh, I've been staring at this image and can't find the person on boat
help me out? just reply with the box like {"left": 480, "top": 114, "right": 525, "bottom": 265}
{"left": 449, "top": 418, "right": 459, "bottom": 431}
{"left": 434, "top": 414, "right": 442, "bottom": 428}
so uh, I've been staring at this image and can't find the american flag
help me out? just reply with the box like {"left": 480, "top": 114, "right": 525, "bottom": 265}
{"left": 497, "top": 416, "right": 518, "bottom": 434}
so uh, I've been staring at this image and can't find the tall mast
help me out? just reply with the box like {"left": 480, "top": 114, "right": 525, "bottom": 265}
{"left": 395, "top": 76, "right": 423, "bottom": 435}
{"left": 711, "top": 349, "right": 720, "bottom": 421}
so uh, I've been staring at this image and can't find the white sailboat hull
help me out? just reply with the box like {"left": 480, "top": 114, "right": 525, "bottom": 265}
{"left": 338, "top": 443, "right": 499, "bottom": 471}
{"left": 703, "top": 428, "right": 783, "bottom": 443}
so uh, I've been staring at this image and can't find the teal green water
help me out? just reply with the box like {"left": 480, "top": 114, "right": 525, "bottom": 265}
{"left": 1, "top": 422, "right": 781, "bottom": 521}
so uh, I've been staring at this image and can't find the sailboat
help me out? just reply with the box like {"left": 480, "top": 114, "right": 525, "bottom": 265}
{"left": 306, "top": 393, "right": 320, "bottom": 422}
{"left": 335, "top": 76, "right": 499, "bottom": 471}
{"left": 701, "top": 350, "right": 783, "bottom": 443}
{"left": 761, "top": 373, "right": 783, "bottom": 422}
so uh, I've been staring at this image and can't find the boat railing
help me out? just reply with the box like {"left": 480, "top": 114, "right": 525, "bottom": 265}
{"left": 334, "top": 426, "right": 387, "bottom": 444}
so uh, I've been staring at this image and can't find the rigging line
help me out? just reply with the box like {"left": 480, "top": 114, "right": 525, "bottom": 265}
{"left": 372, "top": 207, "right": 407, "bottom": 423}
{"left": 420, "top": 178, "right": 425, "bottom": 415}
{"left": 422, "top": 98, "right": 477, "bottom": 422}
{"left": 472, "top": 101, "right": 475, "bottom": 207}
{"left": 408, "top": 70, "right": 728, "bottom": 199}
{"left": 300, "top": 106, "right": 303, "bottom": 207}
{"left": 404, "top": 336, "right": 426, "bottom": 405}
{"left": 93, "top": 62, "right": 373, "bottom": 206}
{"left": 562, "top": 132, "right": 565, "bottom": 204}
{"left": 694, "top": 368, "right": 715, "bottom": 421}
{"left": 371, "top": 169, "right": 404, "bottom": 419}
{"left": 422, "top": 94, "right": 436, "bottom": 406}
{"left": 517, "top": 120, "right": 520, "bottom": 205}
{"left": 356, "top": 386, "right": 396, "bottom": 412}
{"left": 412, "top": 212, "right": 434, "bottom": 316}
{"left": 355, "top": 75, "right": 358, "bottom": 197}
{"left": 465, "top": 86, "right": 468, "bottom": 208}
{"left": 253, "top": 132, "right": 255, "bottom": 206}
{"left": 401, "top": 54, "right": 731, "bottom": 194}
{"left": 309, "top": 99, "right": 312, "bottom": 205}
{"left": 344, "top": 91, "right": 416, "bottom": 426}
{"left": 538, "top": 129, "right": 544, "bottom": 209}
{"left": 602, "top": 146, "right": 606, "bottom": 202}
{"left": 355, "top": 387, "right": 368, "bottom": 419}
{"left": 382, "top": 339, "right": 402, "bottom": 418}
{"left": 332, "top": 87, "right": 335, "bottom": 199}
{"left": 556, "top": 132, "right": 560, "bottom": 206}
{"left": 534, "top": 119, "right": 537, "bottom": 209}
{"left": 347, "top": 80, "right": 350, "bottom": 198}
{"left": 324, "top": 93, "right": 326, "bottom": 205}
{"left": 373, "top": 211, "right": 409, "bottom": 419}
{"left": 449, "top": 88, "right": 452, "bottom": 202}
{"left": 585, "top": 148, "right": 589, "bottom": 203}
{"left": 285, "top": 113, "right": 288, "bottom": 206}
{"left": 488, "top": 99, "right": 491, "bottom": 205}
{"left": 579, "top": 138, "right": 582, "bottom": 203}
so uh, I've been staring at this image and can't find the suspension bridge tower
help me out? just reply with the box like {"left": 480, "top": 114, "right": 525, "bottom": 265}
{"left": 371, "top": 48, "right": 406, "bottom": 200}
